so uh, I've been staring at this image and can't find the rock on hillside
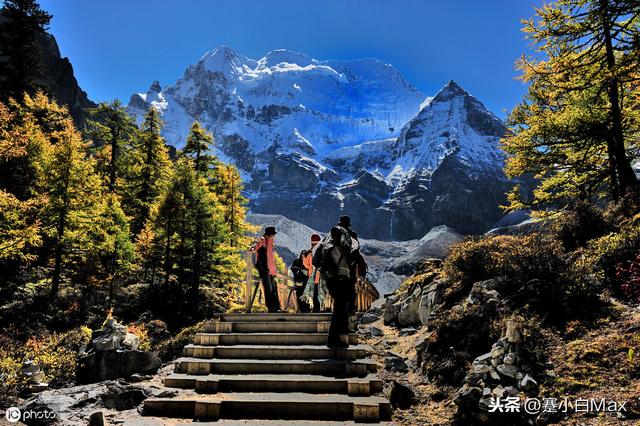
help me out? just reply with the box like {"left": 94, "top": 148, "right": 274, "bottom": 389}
{"left": 389, "top": 225, "right": 463, "bottom": 275}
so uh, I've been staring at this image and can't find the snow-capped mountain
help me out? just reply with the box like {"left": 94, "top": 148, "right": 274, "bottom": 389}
{"left": 128, "top": 46, "right": 513, "bottom": 240}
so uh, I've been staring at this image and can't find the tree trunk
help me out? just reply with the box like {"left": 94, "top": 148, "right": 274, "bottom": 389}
{"left": 606, "top": 135, "right": 620, "bottom": 200}
{"left": 600, "top": 0, "right": 637, "bottom": 195}
{"left": 50, "top": 208, "right": 67, "bottom": 299}
{"left": 109, "top": 122, "right": 120, "bottom": 193}
{"left": 164, "top": 218, "right": 173, "bottom": 286}
{"left": 191, "top": 220, "right": 202, "bottom": 301}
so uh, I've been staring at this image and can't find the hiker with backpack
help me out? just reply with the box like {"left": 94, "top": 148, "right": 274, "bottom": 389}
{"left": 251, "top": 226, "right": 281, "bottom": 313}
{"left": 338, "top": 215, "right": 367, "bottom": 313}
{"left": 290, "top": 233, "right": 322, "bottom": 313}
{"left": 313, "top": 217, "right": 363, "bottom": 348}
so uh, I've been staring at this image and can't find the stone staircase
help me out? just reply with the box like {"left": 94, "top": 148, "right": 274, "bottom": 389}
{"left": 143, "top": 313, "right": 392, "bottom": 423}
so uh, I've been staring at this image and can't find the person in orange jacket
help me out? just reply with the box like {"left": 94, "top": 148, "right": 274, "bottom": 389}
{"left": 301, "top": 233, "right": 322, "bottom": 312}
{"left": 252, "top": 226, "right": 280, "bottom": 313}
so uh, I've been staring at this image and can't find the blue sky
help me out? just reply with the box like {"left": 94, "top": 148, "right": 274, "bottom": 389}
{"left": 40, "top": 0, "right": 541, "bottom": 117}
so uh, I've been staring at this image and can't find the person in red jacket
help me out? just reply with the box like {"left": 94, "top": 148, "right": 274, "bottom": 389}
{"left": 253, "top": 226, "right": 280, "bottom": 312}
{"left": 301, "top": 233, "right": 322, "bottom": 312}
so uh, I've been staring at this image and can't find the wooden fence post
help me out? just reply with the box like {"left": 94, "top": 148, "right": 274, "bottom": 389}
{"left": 245, "top": 251, "right": 253, "bottom": 313}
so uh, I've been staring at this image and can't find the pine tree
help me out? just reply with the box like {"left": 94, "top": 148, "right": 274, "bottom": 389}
{"left": 503, "top": 0, "right": 639, "bottom": 210}
{"left": 0, "top": 0, "right": 52, "bottom": 100}
{"left": 126, "top": 107, "right": 171, "bottom": 234}
{"left": 183, "top": 121, "right": 217, "bottom": 174}
{"left": 210, "top": 163, "right": 254, "bottom": 248}
{"left": 0, "top": 100, "right": 44, "bottom": 262}
{"left": 41, "top": 110, "right": 104, "bottom": 298}
{"left": 183, "top": 122, "right": 219, "bottom": 299}
{"left": 95, "top": 194, "right": 134, "bottom": 304}
{"left": 88, "top": 100, "right": 137, "bottom": 194}
{"left": 148, "top": 156, "right": 225, "bottom": 301}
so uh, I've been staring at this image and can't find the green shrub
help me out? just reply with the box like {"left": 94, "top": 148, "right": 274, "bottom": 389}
{"left": 443, "top": 233, "right": 602, "bottom": 319}
{"left": 144, "top": 319, "right": 171, "bottom": 346}
{"left": 156, "top": 321, "right": 207, "bottom": 362}
{"left": 551, "top": 201, "right": 610, "bottom": 251}
{"left": 586, "top": 213, "right": 640, "bottom": 297}
{"left": 0, "top": 326, "right": 91, "bottom": 404}
{"left": 127, "top": 323, "right": 152, "bottom": 351}
{"left": 444, "top": 234, "right": 566, "bottom": 287}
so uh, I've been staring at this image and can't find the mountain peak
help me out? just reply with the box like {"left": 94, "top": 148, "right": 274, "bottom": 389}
{"left": 433, "top": 80, "right": 469, "bottom": 102}
{"left": 149, "top": 80, "right": 161, "bottom": 93}
{"left": 261, "top": 49, "right": 314, "bottom": 68}
{"left": 199, "top": 45, "right": 255, "bottom": 75}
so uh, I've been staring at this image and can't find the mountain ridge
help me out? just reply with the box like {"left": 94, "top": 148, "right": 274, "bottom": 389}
{"left": 127, "top": 46, "right": 514, "bottom": 240}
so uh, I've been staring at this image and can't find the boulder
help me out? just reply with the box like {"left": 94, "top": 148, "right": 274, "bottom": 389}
{"left": 490, "top": 345, "right": 505, "bottom": 359}
{"left": 88, "top": 411, "right": 107, "bottom": 426}
{"left": 369, "top": 326, "right": 384, "bottom": 337}
{"left": 359, "top": 312, "right": 379, "bottom": 324}
{"left": 122, "top": 333, "right": 140, "bottom": 350}
{"left": 503, "top": 352, "right": 517, "bottom": 365}
{"left": 473, "top": 352, "right": 492, "bottom": 365}
{"left": 383, "top": 297, "right": 401, "bottom": 325}
{"left": 519, "top": 374, "right": 538, "bottom": 392}
{"left": 473, "top": 364, "right": 491, "bottom": 374}
{"left": 506, "top": 320, "right": 522, "bottom": 344}
{"left": 384, "top": 352, "right": 409, "bottom": 373}
{"left": 389, "top": 381, "right": 417, "bottom": 409}
{"left": 466, "top": 280, "right": 501, "bottom": 306}
{"left": 92, "top": 319, "right": 136, "bottom": 351}
{"left": 496, "top": 364, "right": 519, "bottom": 379}
{"left": 418, "top": 279, "right": 445, "bottom": 325}
{"left": 399, "top": 327, "right": 417, "bottom": 336}
{"left": 453, "top": 385, "right": 482, "bottom": 411}
{"left": 101, "top": 384, "right": 148, "bottom": 411}
{"left": 397, "top": 286, "right": 422, "bottom": 326}
{"left": 156, "top": 389, "right": 179, "bottom": 398}
{"left": 21, "top": 360, "right": 48, "bottom": 392}
{"left": 77, "top": 349, "right": 161, "bottom": 384}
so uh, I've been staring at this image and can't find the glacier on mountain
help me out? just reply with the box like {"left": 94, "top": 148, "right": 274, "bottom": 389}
{"left": 128, "top": 46, "right": 515, "bottom": 240}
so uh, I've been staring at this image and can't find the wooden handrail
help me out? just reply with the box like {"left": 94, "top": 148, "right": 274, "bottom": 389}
{"left": 243, "top": 251, "right": 379, "bottom": 313}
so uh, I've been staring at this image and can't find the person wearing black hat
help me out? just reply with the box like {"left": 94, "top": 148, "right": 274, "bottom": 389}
{"left": 337, "top": 215, "right": 365, "bottom": 313}
{"left": 252, "top": 226, "right": 280, "bottom": 312}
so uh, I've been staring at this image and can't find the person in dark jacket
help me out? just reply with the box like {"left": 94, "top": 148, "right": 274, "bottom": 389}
{"left": 338, "top": 215, "right": 366, "bottom": 313}
{"left": 252, "top": 226, "right": 280, "bottom": 313}
{"left": 314, "top": 223, "right": 355, "bottom": 348}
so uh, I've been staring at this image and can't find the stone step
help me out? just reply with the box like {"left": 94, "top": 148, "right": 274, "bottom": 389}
{"left": 194, "top": 332, "right": 358, "bottom": 346}
{"left": 164, "top": 373, "right": 383, "bottom": 395}
{"left": 143, "top": 392, "right": 391, "bottom": 422}
{"left": 134, "top": 421, "right": 394, "bottom": 426}
{"left": 203, "top": 321, "right": 332, "bottom": 334}
{"left": 174, "top": 358, "right": 377, "bottom": 377}
{"left": 183, "top": 344, "right": 372, "bottom": 360}
{"left": 188, "top": 421, "right": 395, "bottom": 426}
{"left": 213, "top": 313, "right": 335, "bottom": 323}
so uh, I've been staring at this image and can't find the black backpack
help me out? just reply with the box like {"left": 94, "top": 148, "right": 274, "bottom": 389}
{"left": 314, "top": 226, "right": 354, "bottom": 280}
{"left": 290, "top": 250, "right": 310, "bottom": 283}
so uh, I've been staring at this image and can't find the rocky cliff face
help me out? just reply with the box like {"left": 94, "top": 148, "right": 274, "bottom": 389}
{"left": 0, "top": 13, "right": 94, "bottom": 124}
{"left": 35, "top": 32, "right": 95, "bottom": 124}
{"left": 128, "top": 47, "right": 513, "bottom": 240}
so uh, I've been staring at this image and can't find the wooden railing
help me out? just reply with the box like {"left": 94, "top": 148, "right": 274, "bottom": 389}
{"left": 355, "top": 277, "right": 379, "bottom": 312}
{"left": 243, "top": 251, "right": 379, "bottom": 313}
